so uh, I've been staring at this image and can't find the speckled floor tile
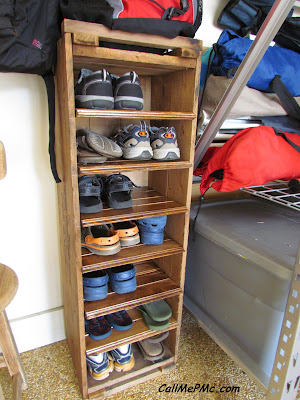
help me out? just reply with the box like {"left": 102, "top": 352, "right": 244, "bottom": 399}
{"left": 0, "top": 310, "right": 289, "bottom": 400}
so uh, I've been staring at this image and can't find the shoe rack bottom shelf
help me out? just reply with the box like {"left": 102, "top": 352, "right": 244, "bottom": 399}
{"left": 87, "top": 342, "right": 174, "bottom": 398}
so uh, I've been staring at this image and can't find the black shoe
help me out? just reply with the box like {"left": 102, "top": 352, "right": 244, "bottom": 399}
{"left": 114, "top": 71, "right": 143, "bottom": 110}
{"left": 75, "top": 68, "right": 114, "bottom": 109}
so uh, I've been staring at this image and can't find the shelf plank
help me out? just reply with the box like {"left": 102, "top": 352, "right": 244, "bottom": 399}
{"left": 87, "top": 342, "right": 174, "bottom": 395}
{"left": 84, "top": 263, "right": 182, "bottom": 319}
{"left": 76, "top": 109, "right": 196, "bottom": 119}
{"left": 78, "top": 159, "right": 192, "bottom": 175}
{"left": 80, "top": 187, "right": 188, "bottom": 227}
{"left": 85, "top": 308, "right": 177, "bottom": 356}
{"left": 81, "top": 238, "right": 184, "bottom": 272}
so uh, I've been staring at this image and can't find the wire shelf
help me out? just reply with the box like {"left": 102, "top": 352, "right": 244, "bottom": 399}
{"left": 241, "top": 181, "right": 300, "bottom": 211}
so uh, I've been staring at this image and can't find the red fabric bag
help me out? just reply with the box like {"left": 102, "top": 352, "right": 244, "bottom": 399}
{"left": 196, "top": 126, "right": 300, "bottom": 194}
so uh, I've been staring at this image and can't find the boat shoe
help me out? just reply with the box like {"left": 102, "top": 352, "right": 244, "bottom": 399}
{"left": 81, "top": 225, "right": 121, "bottom": 256}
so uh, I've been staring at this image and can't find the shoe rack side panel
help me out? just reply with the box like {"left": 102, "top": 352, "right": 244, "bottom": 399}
{"left": 55, "top": 33, "right": 88, "bottom": 399}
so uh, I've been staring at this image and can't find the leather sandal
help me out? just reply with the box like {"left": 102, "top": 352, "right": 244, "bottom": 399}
{"left": 78, "top": 175, "right": 103, "bottom": 214}
{"left": 103, "top": 173, "right": 140, "bottom": 209}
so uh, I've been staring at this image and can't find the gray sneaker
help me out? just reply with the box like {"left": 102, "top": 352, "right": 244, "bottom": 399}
{"left": 149, "top": 126, "right": 180, "bottom": 161}
{"left": 77, "top": 129, "right": 122, "bottom": 158}
{"left": 114, "top": 121, "right": 153, "bottom": 160}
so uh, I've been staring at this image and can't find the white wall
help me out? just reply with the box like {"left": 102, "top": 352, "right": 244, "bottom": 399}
{"left": 0, "top": 73, "right": 65, "bottom": 352}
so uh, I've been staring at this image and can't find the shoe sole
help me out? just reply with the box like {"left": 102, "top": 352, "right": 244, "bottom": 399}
{"left": 82, "top": 241, "right": 121, "bottom": 256}
{"left": 89, "top": 329, "right": 112, "bottom": 341}
{"left": 76, "top": 95, "right": 114, "bottom": 109}
{"left": 153, "top": 148, "right": 180, "bottom": 161}
{"left": 114, "top": 356, "right": 135, "bottom": 372}
{"left": 122, "top": 147, "right": 153, "bottom": 160}
{"left": 88, "top": 360, "right": 114, "bottom": 380}
{"left": 115, "top": 97, "right": 143, "bottom": 111}
{"left": 119, "top": 233, "right": 140, "bottom": 247}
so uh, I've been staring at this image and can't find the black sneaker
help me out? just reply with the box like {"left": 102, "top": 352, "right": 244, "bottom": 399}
{"left": 114, "top": 71, "right": 143, "bottom": 110}
{"left": 114, "top": 121, "right": 153, "bottom": 160}
{"left": 75, "top": 68, "right": 114, "bottom": 109}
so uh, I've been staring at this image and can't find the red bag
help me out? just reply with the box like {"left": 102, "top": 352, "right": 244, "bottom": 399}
{"left": 197, "top": 126, "right": 300, "bottom": 194}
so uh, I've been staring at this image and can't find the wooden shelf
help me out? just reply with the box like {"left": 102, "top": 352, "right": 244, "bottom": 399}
{"left": 85, "top": 308, "right": 177, "bottom": 356}
{"left": 76, "top": 109, "right": 196, "bottom": 120}
{"left": 80, "top": 187, "right": 188, "bottom": 227}
{"left": 78, "top": 159, "right": 192, "bottom": 176}
{"left": 87, "top": 342, "right": 174, "bottom": 396}
{"left": 84, "top": 261, "right": 182, "bottom": 319}
{"left": 81, "top": 238, "right": 184, "bottom": 272}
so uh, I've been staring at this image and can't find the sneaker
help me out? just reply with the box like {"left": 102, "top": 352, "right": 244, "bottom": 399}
{"left": 114, "top": 121, "right": 153, "bottom": 160}
{"left": 86, "top": 352, "right": 114, "bottom": 380}
{"left": 106, "top": 310, "right": 133, "bottom": 331}
{"left": 110, "top": 344, "right": 135, "bottom": 372}
{"left": 85, "top": 316, "right": 112, "bottom": 340}
{"left": 149, "top": 126, "right": 180, "bottom": 161}
{"left": 81, "top": 225, "right": 121, "bottom": 256}
{"left": 114, "top": 71, "right": 143, "bottom": 110}
{"left": 137, "top": 215, "right": 167, "bottom": 245}
{"left": 75, "top": 68, "right": 114, "bottom": 109}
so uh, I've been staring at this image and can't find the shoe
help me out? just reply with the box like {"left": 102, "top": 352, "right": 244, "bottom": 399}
{"left": 137, "top": 215, "right": 167, "bottom": 245}
{"left": 106, "top": 310, "right": 133, "bottom": 331}
{"left": 103, "top": 173, "right": 140, "bottom": 209}
{"left": 114, "top": 71, "right": 143, "bottom": 110}
{"left": 137, "top": 338, "right": 165, "bottom": 362}
{"left": 112, "top": 221, "right": 140, "bottom": 247}
{"left": 83, "top": 270, "right": 109, "bottom": 301}
{"left": 139, "top": 299, "right": 172, "bottom": 322}
{"left": 81, "top": 225, "right": 121, "bottom": 256}
{"left": 85, "top": 316, "right": 112, "bottom": 340}
{"left": 86, "top": 352, "right": 114, "bottom": 380}
{"left": 75, "top": 68, "right": 114, "bottom": 109}
{"left": 77, "top": 129, "right": 122, "bottom": 159}
{"left": 149, "top": 126, "right": 180, "bottom": 161}
{"left": 77, "top": 147, "right": 107, "bottom": 165}
{"left": 108, "top": 264, "right": 137, "bottom": 294}
{"left": 114, "top": 121, "right": 153, "bottom": 160}
{"left": 110, "top": 344, "right": 135, "bottom": 372}
{"left": 78, "top": 175, "right": 103, "bottom": 214}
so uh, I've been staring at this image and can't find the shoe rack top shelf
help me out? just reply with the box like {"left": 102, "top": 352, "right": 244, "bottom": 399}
{"left": 75, "top": 109, "right": 196, "bottom": 120}
{"left": 78, "top": 160, "right": 192, "bottom": 175}
{"left": 80, "top": 187, "right": 188, "bottom": 227}
{"left": 87, "top": 342, "right": 174, "bottom": 395}
{"left": 85, "top": 308, "right": 177, "bottom": 356}
{"left": 84, "top": 261, "right": 182, "bottom": 319}
{"left": 62, "top": 19, "right": 202, "bottom": 77}
{"left": 81, "top": 238, "right": 184, "bottom": 273}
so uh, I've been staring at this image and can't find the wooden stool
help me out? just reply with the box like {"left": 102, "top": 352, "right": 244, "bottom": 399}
{"left": 0, "top": 263, "right": 27, "bottom": 399}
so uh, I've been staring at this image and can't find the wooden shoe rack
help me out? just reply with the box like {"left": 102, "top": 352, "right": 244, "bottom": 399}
{"left": 55, "top": 19, "right": 201, "bottom": 399}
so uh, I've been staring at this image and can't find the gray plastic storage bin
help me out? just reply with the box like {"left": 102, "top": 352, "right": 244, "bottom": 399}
{"left": 184, "top": 198, "right": 299, "bottom": 387}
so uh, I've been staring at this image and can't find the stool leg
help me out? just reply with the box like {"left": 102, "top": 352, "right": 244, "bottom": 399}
{"left": 0, "top": 310, "right": 27, "bottom": 390}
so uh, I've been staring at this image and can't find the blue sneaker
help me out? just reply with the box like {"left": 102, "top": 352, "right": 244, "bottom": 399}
{"left": 110, "top": 344, "right": 135, "bottom": 372}
{"left": 86, "top": 352, "right": 114, "bottom": 380}
{"left": 85, "top": 316, "right": 112, "bottom": 340}
{"left": 108, "top": 264, "right": 137, "bottom": 294}
{"left": 83, "top": 270, "right": 109, "bottom": 301}
{"left": 106, "top": 310, "right": 133, "bottom": 331}
{"left": 137, "top": 215, "right": 167, "bottom": 245}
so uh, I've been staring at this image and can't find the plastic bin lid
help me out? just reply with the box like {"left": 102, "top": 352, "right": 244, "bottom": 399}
{"left": 190, "top": 198, "right": 299, "bottom": 280}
